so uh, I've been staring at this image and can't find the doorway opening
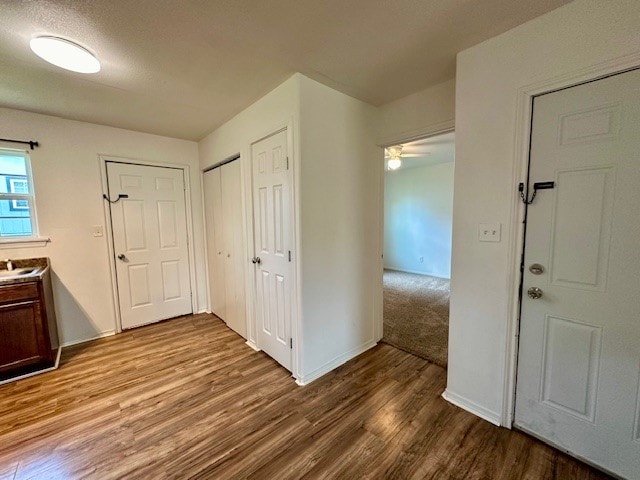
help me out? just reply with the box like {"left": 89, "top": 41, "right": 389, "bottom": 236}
{"left": 382, "top": 131, "right": 455, "bottom": 368}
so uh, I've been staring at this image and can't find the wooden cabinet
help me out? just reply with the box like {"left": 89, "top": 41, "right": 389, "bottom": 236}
{"left": 0, "top": 268, "right": 59, "bottom": 380}
{"left": 203, "top": 159, "right": 247, "bottom": 338}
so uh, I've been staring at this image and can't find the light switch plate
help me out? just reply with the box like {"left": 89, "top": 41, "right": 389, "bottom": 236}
{"left": 92, "top": 225, "right": 104, "bottom": 237}
{"left": 478, "top": 223, "right": 501, "bottom": 242}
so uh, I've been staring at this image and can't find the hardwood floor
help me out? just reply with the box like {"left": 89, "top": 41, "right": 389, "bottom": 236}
{"left": 0, "top": 314, "right": 610, "bottom": 479}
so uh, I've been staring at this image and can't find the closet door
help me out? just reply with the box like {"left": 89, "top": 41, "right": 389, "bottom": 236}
{"left": 203, "top": 168, "right": 226, "bottom": 319}
{"left": 221, "top": 161, "right": 246, "bottom": 338}
{"left": 203, "top": 161, "right": 247, "bottom": 339}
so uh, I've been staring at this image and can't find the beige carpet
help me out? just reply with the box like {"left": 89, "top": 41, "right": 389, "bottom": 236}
{"left": 382, "top": 269, "right": 450, "bottom": 367}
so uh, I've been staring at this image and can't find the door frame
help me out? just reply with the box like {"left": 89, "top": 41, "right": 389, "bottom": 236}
{"left": 376, "top": 122, "right": 456, "bottom": 343}
{"left": 243, "top": 120, "right": 300, "bottom": 379}
{"left": 98, "top": 155, "right": 198, "bottom": 333}
{"left": 503, "top": 56, "right": 640, "bottom": 427}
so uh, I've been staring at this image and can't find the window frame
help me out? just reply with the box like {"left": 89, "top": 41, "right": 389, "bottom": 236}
{"left": 0, "top": 148, "right": 39, "bottom": 239}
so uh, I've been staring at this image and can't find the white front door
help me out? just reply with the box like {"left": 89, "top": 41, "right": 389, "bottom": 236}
{"left": 107, "top": 162, "right": 192, "bottom": 329}
{"left": 515, "top": 69, "right": 640, "bottom": 478}
{"left": 251, "top": 129, "right": 292, "bottom": 371}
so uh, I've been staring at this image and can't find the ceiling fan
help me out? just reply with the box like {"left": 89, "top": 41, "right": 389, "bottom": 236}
{"left": 384, "top": 145, "right": 428, "bottom": 170}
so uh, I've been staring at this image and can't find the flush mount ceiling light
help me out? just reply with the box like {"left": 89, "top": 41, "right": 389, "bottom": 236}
{"left": 30, "top": 36, "right": 100, "bottom": 73}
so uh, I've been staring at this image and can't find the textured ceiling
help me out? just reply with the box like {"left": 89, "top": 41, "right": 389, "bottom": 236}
{"left": 0, "top": 0, "right": 571, "bottom": 140}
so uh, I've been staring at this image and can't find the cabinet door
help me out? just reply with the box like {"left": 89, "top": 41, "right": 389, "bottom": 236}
{"left": 0, "top": 300, "right": 48, "bottom": 374}
{"left": 204, "top": 168, "right": 227, "bottom": 319}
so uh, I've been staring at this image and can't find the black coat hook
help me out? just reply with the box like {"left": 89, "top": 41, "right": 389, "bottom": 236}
{"left": 103, "top": 193, "right": 129, "bottom": 204}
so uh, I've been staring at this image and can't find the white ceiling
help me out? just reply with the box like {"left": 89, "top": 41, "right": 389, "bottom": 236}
{"left": 0, "top": 0, "right": 571, "bottom": 141}
{"left": 386, "top": 132, "right": 455, "bottom": 172}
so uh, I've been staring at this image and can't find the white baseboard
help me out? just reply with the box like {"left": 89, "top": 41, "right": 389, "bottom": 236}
{"left": 60, "top": 330, "right": 116, "bottom": 348}
{"left": 384, "top": 266, "right": 450, "bottom": 279}
{"left": 245, "top": 340, "right": 260, "bottom": 352}
{"left": 442, "top": 389, "right": 502, "bottom": 426}
{"left": 295, "top": 340, "right": 377, "bottom": 386}
{"left": 0, "top": 347, "right": 62, "bottom": 386}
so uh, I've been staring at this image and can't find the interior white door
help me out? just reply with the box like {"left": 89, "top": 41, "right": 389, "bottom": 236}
{"left": 220, "top": 160, "right": 247, "bottom": 338}
{"left": 204, "top": 160, "right": 247, "bottom": 338}
{"left": 107, "top": 162, "right": 192, "bottom": 329}
{"left": 251, "top": 129, "right": 292, "bottom": 371}
{"left": 515, "top": 69, "right": 640, "bottom": 478}
{"left": 203, "top": 167, "right": 226, "bottom": 319}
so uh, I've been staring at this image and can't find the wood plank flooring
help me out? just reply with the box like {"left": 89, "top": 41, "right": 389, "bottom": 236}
{"left": 0, "top": 314, "right": 610, "bottom": 479}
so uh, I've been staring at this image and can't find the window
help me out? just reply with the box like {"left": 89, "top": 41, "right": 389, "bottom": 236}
{"left": 8, "top": 177, "right": 29, "bottom": 210}
{"left": 0, "top": 150, "right": 37, "bottom": 238}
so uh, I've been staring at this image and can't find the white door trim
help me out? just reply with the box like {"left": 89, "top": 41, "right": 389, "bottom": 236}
{"left": 243, "top": 119, "right": 300, "bottom": 380}
{"left": 98, "top": 154, "right": 198, "bottom": 333}
{"left": 502, "top": 53, "right": 640, "bottom": 427}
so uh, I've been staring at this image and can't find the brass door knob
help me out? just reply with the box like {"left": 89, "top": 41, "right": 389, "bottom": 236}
{"left": 527, "top": 287, "right": 543, "bottom": 299}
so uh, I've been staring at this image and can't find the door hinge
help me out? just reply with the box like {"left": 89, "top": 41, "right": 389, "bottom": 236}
{"left": 286, "top": 156, "right": 289, "bottom": 170}
{"left": 288, "top": 250, "right": 292, "bottom": 262}
{"left": 290, "top": 338, "right": 293, "bottom": 349}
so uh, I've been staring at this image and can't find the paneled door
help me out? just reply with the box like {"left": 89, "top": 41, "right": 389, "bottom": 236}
{"left": 107, "top": 162, "right": 192, "bottom": 329}
{"left": 251, "top": 129, "right": 292, "bottom": 371}
{"left": 515, "top": 69, "right": 640, "bottom": 478}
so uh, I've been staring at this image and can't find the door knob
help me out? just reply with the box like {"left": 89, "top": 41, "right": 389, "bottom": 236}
{"left": 251, "top": 256, "right": 261, "bottom": 264}
{"left": 527, "top": 287, "right": 543, "bottom": 299}
{"left": 117, "top": 254, "right": 127, "bottom": 261}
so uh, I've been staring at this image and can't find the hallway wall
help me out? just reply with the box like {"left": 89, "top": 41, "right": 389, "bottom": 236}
{"left": 384, "top": 161, "right": 454, "bottom": 278}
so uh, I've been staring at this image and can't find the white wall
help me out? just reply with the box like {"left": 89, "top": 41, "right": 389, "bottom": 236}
{"left": 377, "top": 78, "right": 455, "bottom": 145}
{"left": 199, "top": 74, "right": 380, "bottom": 384}
{"left": 298, "top": 76, "right": 380, "bottom": 383}
{"left": 199, "top": 75, "right": 301, "bottom": 171}
{"left": 0, "top": 108, "right": 205, "bottom": 345}
{"left": 384, "top": 162, "right": 454, "bottom": 278}
{"left": 448, "top": 0, "right": 640, "bottom": 424}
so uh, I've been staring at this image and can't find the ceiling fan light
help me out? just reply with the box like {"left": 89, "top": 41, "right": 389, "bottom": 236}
{"left": 387, "top": 158, "right": 402, "bottom": 170}
{"left": 386, "top": 145, "right": 403, "bottom": 158}
{"left": 30, "top": 36, "right": 100, "bottom": 73}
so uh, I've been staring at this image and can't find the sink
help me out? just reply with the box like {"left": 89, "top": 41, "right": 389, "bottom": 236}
{"left": 0, "top": 267, "right": 40, "bottom": 278}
